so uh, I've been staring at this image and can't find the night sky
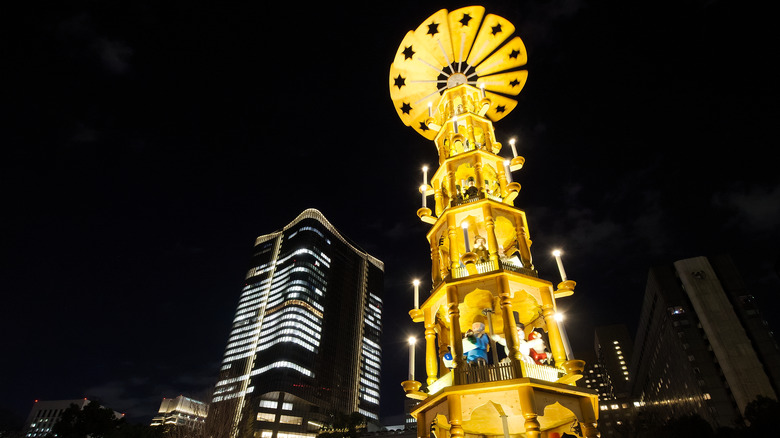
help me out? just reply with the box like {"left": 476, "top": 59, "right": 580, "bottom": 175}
{"left": 2, "top": 0, "right": 778, "bottom": 427}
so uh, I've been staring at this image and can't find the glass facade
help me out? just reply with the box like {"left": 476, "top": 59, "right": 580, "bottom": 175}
{"left": 211, "top": 209, "right": 384, "bottom": 437}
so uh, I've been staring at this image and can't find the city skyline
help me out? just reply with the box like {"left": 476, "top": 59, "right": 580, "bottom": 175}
{"left": 2, "top": 0, "right": 778, "bottom": 428}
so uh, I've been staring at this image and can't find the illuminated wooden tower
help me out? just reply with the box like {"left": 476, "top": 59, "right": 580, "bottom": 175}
{"left": 389, "top": 7, "right": 600, "bottom": 437}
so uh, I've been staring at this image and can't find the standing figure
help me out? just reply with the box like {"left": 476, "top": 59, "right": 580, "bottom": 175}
{"left": 527, "top": 330, "right": 552, "bottom": 365}
{"left": 493, "top": 322, "right": 535, "bottom": 364}
{"left": 473, "top": 235, "right": 489, "bottom": 262}
{"left": 462, "top": 321, "right": 490, "bottom": 365}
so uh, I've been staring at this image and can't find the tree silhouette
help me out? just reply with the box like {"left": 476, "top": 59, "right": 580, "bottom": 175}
{"left": 51, "top": 401, "right": 124, "bottom": 438}
{"left": 743, "top": 395, "right": 780, "bottom": 435}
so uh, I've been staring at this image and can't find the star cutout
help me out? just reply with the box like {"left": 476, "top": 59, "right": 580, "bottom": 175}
{"left": 510, "top": 78, "right": 520, "bottom": 87}
{"left": 402, "top": 45, "right": 415, "bottom": 60}
{"left": 418, "top": 121, "right": 430, "bottom": 132}
{"left": 509, "top": 49, "right": 521, "bottom": 59}
{"left": 427, "top": 21, "right": 440, "bottom": 36}
{"left": 394, "top": 74, "right": 406, "bottom": 89}
{"left": 491, "top": 23, "right": 503, "bottom": 35}
{"left": 496, "top": 105, "right": 506, "bottom": 113}
{"left": 459, "top": 13, "right": 473, "bottom": 27}
{"left": 400, "top": 102, "right": 412, "bottom": 114}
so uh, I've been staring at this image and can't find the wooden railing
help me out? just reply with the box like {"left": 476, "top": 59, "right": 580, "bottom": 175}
{"left": 454, "top": 361, "right": 563, "bottom": 386}
{"left": 450, "top": 259, "right": 538, "bottom": 280}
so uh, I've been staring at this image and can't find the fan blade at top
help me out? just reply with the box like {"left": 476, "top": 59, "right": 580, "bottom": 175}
{"left": 446, "top": 6, "right": 485, "bottom": 71}
{"left": 482, "top": 91, "right": 518, "bottom": 123}
{"left": 466, "top": 14, "right": 516, "bottom": 69}
{"left": 411, "top": 9, "right": 455, "bottom": 75}
{"left": 477, "top": 70, "right": 529, "bottom": 97}
{"left": 389, "top": 31, "right": 443, "bottom": 127}
{"left": 473, "top": 36, "right": 528, "bottom": 77}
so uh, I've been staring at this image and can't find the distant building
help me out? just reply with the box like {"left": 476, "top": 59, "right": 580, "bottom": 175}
{"left": 629, "top": 255, "right": 780, "bottom": 429}
{"left": 22, "top": 399, "right": 123, "bottom": 438}
{"left": 579, "top": 325, "right": 638, "bottom": 436}
{"left": 150, "top": 395, "right": 207, "bottom": 429}
{"left": 210, "top": 209, "right": 384, "bottom": 438}
{"left": 594, "top": 324, "right": 633, "bottom": 399}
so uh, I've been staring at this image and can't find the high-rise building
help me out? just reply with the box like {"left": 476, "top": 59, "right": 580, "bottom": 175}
{"left": 210, "top": 209, "right": 384, "bottom": 438}
{"left": 150, "top": 395, "right": 207, "bottom": 429}
{"left": 580, "top": 325, "right": 639, "bottom": 436}
{"left": 630, "top": 255, "right": 780, "bottom": 429}
{"left": 594, "top": 324, "right": 633, "bottom": 400}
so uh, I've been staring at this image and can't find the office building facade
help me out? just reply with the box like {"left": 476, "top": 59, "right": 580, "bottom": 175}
{"left": 211, "top": 209, "right": 384, "bottom": 438}
{"left": 630, "top": 255, "right": 780, "bottom": 429}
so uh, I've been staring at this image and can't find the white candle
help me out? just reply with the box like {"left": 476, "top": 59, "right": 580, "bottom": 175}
{"left": 510, "top": 138, "right": 518, "bottom": 157}
{"left": 413, "top": 279, "right": 420, "bottom": 309}
{"left": 420, "top": 185, "right": 427, "bottom": 208}
{"left": 503, "top": 160, "right": 512, "bottom": 183}
{"left": 480, "top": 83, "right": 486, "bottom": 99}
{"left": 453, "top": 117, "right": 458, "bottom": 134}
{"left": 428, "top": 102, "right": 433, "bottom": 118}
{"left": 408, "top": 337, "right": 416, "bottom": 380}
{"left": 555, "top": 312, "right": 574, "bottom": 359}
{"left": 422, "top": 165, "right": 428, "bottom": 187}
{"left": 462, "top": 224, "right": 470, "bottom": 252}
{"left": 552, "top": 250, "right": 568, "bottom": 281}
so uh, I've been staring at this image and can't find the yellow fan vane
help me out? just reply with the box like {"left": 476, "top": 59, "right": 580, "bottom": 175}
{"left": 389, "top": 6, "right": 528, "bottom": 139}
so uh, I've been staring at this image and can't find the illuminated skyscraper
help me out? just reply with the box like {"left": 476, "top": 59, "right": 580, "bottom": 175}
{"left": 211, "top": 209, "right": 384, "bottom": 438}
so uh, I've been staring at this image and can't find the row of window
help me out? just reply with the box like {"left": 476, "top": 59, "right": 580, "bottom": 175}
{"left": 253, "top": 360, "right": 313, "bottom": 378}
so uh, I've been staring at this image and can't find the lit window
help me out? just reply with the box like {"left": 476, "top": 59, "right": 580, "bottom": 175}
{"left": 279, "top": 415, "right": 302, "bottom": 425}
{"left": 257, "top": 413, "right": 275, "bottom": 422}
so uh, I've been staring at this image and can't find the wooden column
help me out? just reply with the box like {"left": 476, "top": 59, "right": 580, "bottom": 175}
{"left": 446, "top": 286, "right": 464, "bottom": 382}
{"left": 430, "top": 237, "right": 441, "bottom": 285}
{"left": 447, "top": 395, "right": 465, "bottom": 438}
{"left": 447, "top": 215, "right": 459, "bottom": 272}
{"left": 498, "top": 276, "right": 521, "bottom": 364}
{"left": 424, "top": 307, "right": 438, "bottom": 386}
{"left": 514, "top": 213, "right": 533, "bottom": 269}
{"left": 482, "top": 204, "right": 499, "bottom": 263}
{"left": 518, "top": 387, "right": 540, "bottom": 438}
